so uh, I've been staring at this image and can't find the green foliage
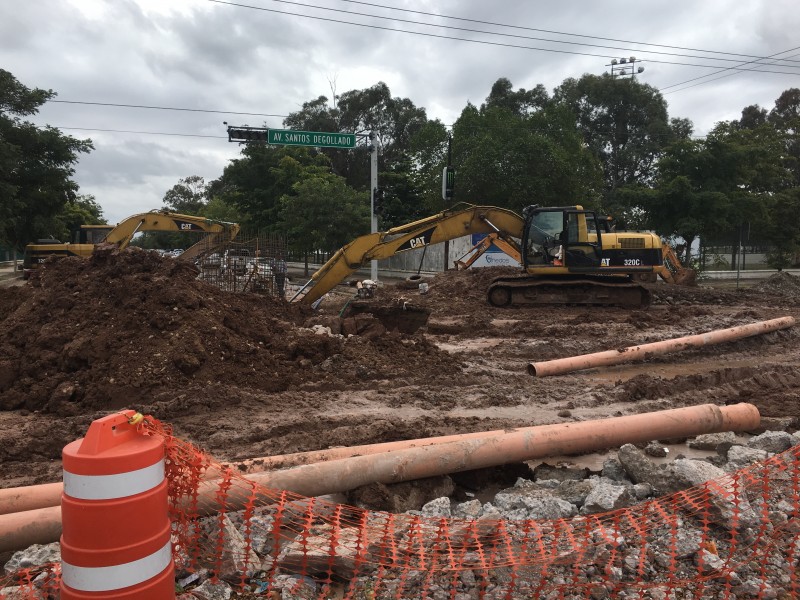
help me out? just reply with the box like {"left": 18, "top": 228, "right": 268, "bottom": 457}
{"left": 213, "top": 80, "right": 800, "bottom": 265}
{"left": 553, "top": 73, "right": 672, "bottom": 217}
{"left": 407, "top": 119, "right": 450, "bottom": 214}
{"left": 646, "top": 118, "right": 790, "bottom": 264}
{"left": 163, "top": 175, "right": 208, "bottom": 214}
{"left": 0, "top": 69, "right": 93, "bottom": 251}
{"left": 765, "top": 189, "right": 800, "bottom": 269}
{"left": 485, "top": 78, "right": 549, "bottom": 116}
{"left": 451, "top": 83, "right": 601, "bottom": 214}
{"left": 379, "top": 153, "right": 427, "bottom": 228}
{"left": 768, "top": 88, "right": 800, "bottom": 185}
{"left": 202, "top": 196, "right": 244, "bottom": 223}
{"left": 211, "top": 145, "right": 330, "bottom": 230}
{"left": 55, "top": 195, "right": 105, "bottom": 239}
{"left": 279, "top": 174, "right": 369, "bottom": 257}
{"left": 284, "top": 82, "right": 430, "bottom": 193}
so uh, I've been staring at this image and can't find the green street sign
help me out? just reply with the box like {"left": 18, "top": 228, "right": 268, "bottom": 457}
{"left": 267, "top": 129, "right": 356, "bottom": 149}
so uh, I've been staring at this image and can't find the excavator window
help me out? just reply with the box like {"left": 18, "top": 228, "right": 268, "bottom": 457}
{"left": 562, "top": 211, "right": 602, "bottom": 267}
{"left": 74, "top": 226, "right": 114, "bottom": 244}
{"left": 525, "top": 210, "right": 565, "bottom": 265}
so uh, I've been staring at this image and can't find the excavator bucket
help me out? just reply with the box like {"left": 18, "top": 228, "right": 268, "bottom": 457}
{"left": 672, "top": 267, "right": 697, "bottom": 286}
{"left": 661, "top": 244, "right": 698, "bottom": 286}
{"left": 341, "top": 299, "right": 431, "bottom": 334}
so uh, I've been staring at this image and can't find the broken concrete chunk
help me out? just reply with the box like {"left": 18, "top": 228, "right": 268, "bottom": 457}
{"left": 747, "top": 431, "right": 796, "bottom": 454}
{"left": 688, "top": 431, "right": 737, "bottom": 451}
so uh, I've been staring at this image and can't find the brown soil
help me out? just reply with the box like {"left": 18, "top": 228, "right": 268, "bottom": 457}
{"left": 1, "top": 252, "right": 799, "bottom": 488}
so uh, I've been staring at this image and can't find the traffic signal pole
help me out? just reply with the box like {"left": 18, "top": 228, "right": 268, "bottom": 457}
{"left": 370, "top": 131, "right": 379, "bottom": 281}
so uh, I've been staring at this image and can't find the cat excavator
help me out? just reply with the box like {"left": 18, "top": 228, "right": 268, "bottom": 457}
{"left": 21, "top": 211, "right": 240, "bottom": 278}
{"left": 291, "top": 203, "right": 695, "bottom": 308}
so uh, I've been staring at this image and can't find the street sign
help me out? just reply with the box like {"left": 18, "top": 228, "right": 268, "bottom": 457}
{"left": 268, "top": 129, "right": 356, "bottom": 149}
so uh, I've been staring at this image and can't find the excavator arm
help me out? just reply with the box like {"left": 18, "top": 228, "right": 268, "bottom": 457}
{"left": 658, "top": 243, "right": 697, "bottom": 286}
{"left": 292, "top": 205, "right": 525, "bottom": 305}
{"left": 102, "top": 211, "right": 240, "bottom": 261}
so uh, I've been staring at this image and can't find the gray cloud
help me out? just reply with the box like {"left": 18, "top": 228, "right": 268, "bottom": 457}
{"left": 2, "top": 0, "right": 798, "bottom": 222}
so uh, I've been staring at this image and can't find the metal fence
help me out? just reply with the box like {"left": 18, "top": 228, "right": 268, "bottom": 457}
{"left": 197, "top": 229, "right": 288, "bottom": 297}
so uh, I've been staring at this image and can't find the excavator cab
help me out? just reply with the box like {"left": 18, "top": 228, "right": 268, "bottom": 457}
{"left": 522, "top": 206, "right": 603, "bottom": 269}
{"left": 74, "top": 225, "right": 114, "bottom": 244}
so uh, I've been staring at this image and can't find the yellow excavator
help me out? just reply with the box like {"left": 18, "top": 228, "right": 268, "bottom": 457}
{"left": 291, "top": 203, "right": 695, "bottom": 308}
{"left": 21, "top": 211, "right": 240, "bottom": 279}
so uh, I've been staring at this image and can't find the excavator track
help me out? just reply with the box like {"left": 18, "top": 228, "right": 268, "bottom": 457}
{"left": 487, "top": 275, "right": 651, "bottom": 308}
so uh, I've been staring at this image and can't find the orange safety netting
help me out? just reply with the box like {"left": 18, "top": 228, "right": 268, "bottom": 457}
{"left": 3, "top": 415, "right": 800, "bottom": 599}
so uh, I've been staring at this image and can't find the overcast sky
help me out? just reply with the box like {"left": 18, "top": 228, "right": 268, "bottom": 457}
{"left": 3, "top": 0, "right": 799, "bottom": 223}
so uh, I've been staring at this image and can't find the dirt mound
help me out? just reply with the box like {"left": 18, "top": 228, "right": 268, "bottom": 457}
{"left": 0, "top": 248, "right": 463, "bottom": 415}
{"left": 388, "top": 266, "right": 518, "bottom": 319}
{"left": 750, "top": 271, "right": 800, "bottom": 298}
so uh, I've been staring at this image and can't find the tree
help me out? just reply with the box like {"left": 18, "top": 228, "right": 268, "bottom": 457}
{"left": 407, "top": 119, "right": 451, "bottom": 214}
{"left": 647, "top": 120, "right": 787, "bottom": 265}
{"left": 764, "top": 189, "right": 800, "bottom": 269}
{"left": 553, "top": 73, "right": 672, "bottom": 219}
{"left": 484, "top": 78, "right": 549, "bottom": 116}
{"left": 278, "top": 174, "right": 368, "bottom": 273}
{"left": 211, "top": 145, "right": 330, "bottom": 230}
{"left": 53, "top": 195, "right": 105, "bottom": 240}
{"left": 450, "top": 81, "right": 601, "bottom": 214}
{"left": 163, "top": 175, "right": 208, "bottom": 214}
{"left": 379, "top": 153, "right": 427, "bottom": 227}
{"left": 739, "top": 105, "right": 768, "bottom": 129}
{"left": 0, "top": 69, "right": 93, "bottom": 251}
{"left": 768, "top": 88, "right": 800, "bottom": 185}
{"left": 284, "top": 82, "right": 431, "bottom": 194}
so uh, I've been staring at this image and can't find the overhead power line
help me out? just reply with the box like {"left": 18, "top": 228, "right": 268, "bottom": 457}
{"left": 663, "top": 47, "right": 800, "bottom": 94}
{"left": 255, "top": 0, "right": 800, "bottom": 67}
{"left": 50, "top": 100, "right": 289, "bottom": 118}
{"left": 206, "top": 0, "right": 800, "bottom": 75}
{"left": 336, "top": 0, "right": 800, "bottom": 65}
{"left": 57, "top": 126, "right": 228, "bottom": 139}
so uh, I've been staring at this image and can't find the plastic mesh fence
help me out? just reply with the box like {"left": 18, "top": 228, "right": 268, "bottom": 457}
{"left": 3, "top": 417, "right": 800, "bottom": 599}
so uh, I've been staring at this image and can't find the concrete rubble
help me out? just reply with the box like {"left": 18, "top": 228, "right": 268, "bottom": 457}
{"left": 3, "top": 432, "right": 799, "bottom": 599}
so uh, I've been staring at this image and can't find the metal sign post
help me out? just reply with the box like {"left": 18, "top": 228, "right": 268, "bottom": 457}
{"left": 370, "top": 131, "right": 379, "bottom": 282}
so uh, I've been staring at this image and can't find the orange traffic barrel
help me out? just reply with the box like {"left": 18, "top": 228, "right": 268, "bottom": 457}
{"left": 60, "top": 410, "right": 175, "bottom": 599}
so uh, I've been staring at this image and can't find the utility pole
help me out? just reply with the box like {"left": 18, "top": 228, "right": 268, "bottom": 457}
{"left": 442, "top": 134, "right": 454, "bottom": 271}
{"left": 369, "top": 131, "right": 379, "bottom": 281}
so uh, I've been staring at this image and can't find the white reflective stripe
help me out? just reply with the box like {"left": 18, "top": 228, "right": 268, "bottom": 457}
{"left": 62, "top": 540, "right": 172, "bottom": 592}
{"left": 63, "top": 459, "right": 164, "bottom": 500}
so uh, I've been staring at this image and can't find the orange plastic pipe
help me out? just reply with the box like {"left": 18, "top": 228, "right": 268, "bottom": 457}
{"left": 528, "top": 316, "right": 795, "bottom": 377}
{"left": 0, "top": 428, "right": 528, "bottom": 516}
{"left": 224, "top": 428, "right": 523, "bottom": 474}
{"left": 199, "top": 403, "right": 759, "bottom": 514}
{"left": 0, "top": 403, "right": 759, "bottom": 553}
{"left": 0, "top": 505, "right": 62, "bottom": 554}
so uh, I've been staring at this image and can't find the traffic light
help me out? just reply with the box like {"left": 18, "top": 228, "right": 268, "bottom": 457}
{"left": 227, "top": 126, "right": 268, "bottom": 143}
{"left": 441, "top": 166, "right": 455, "bottom": 200}
{"left": 373, "top": 187, "right": 385, "bottom": 215}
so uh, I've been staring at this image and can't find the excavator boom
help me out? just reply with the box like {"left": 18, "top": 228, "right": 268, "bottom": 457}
{"left": 292, "top": 205, "right": 525, "bottom": 304}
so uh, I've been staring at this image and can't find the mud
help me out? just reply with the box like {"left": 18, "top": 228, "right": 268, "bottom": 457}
{"left": 1, "top": 253, "right": 799, "bottom": 491}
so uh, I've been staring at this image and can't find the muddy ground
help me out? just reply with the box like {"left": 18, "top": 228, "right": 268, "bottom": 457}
{"left": 1, "top": 249, "right": 799, "bottom": 492}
